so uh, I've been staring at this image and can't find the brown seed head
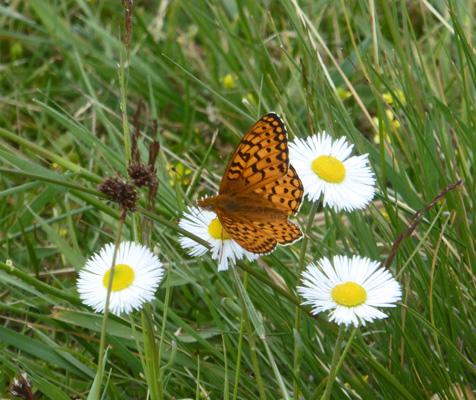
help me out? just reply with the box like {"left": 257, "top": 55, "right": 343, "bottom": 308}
{"left": 128, "top": 162, "right": 158, "bottom": 188}
{"left": 98, "top": 176, "right": 139, "bottom": 212}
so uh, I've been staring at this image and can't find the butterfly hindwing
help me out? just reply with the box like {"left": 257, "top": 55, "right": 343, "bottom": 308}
{"left": 254, "top": 220, "right": 302, "bottom": 246}
{"left": 252, "top": 164, "right": 303, "bottom": 216}
{"left": 219, "top": 213, "right": 278, "bottom": 254}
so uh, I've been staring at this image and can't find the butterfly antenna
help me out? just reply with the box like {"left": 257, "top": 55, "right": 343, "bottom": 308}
{"left": 189, "top": 127, "right": 220, "bottom": 202}
{"left": 168, "top": 161, "right": 206, "bottom": 206}
{"left": 170, "top": 166, "right": 191, "bottom": 186}
{"left": 300, "top": 58, "right": 315, "bottom": 136}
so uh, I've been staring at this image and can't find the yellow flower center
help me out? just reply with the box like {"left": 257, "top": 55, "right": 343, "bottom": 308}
{"left": 208, "top": 218, "right": 230, "bottom": 240}
{"left": 331, "top": 282, "right": 367, "bottom": 307}
{"left": 221, "top": 73, "right": 237, "bottom": 89}
{"left": 103, "top": 264, "right": 135, "bottom": 291}
{"left": 311, "top": 155, "right": 346, "bottom": 183}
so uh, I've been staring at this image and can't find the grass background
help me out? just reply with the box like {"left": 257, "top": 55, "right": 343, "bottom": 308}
{"left": 1, "top": 0, "right": 475, "bottom": 399}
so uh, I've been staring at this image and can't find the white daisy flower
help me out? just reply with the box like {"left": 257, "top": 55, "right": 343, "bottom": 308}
{"left": 179, "top": 204, "right": 259, "bottom": 272}
{"left": 77, "top": 242, "right": 164, "bottom": 315}
{"left": 298, "top": 255, "right": 401, "bottom": 327}
{"left": 289, "top": 133, "right": 375, "bottom": 211}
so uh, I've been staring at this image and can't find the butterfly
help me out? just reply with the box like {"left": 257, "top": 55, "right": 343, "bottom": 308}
{"left": 196, "top": 113, "right": 304, "bottom": 254}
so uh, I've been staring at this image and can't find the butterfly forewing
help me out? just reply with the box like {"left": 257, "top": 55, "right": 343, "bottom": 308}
{"left": 219, "top": 113, "right": 289, "bottom": 195}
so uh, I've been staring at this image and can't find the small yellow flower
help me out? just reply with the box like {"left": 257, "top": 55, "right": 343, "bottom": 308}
{"left": 219, "top": 73, "right": 237, "bottom": 89}
{"left": 242, "top": 93, "right": 258, "bottom": 107}
{"left": 383, "top": 90, "right": 406, "bottom": 105}
{"left": 373, "top": 110, "right": 400, "bottom": 144}
{"left": 372, "top": 128, "right": 390, "bottom": 145}
{"left": 345, "top": 375, "right": 369, "bottom": 390}
{"left": 337, "top": 87, "right": 352, "bottom": 101}
{"left": 382, "top": 93, "right": 393, "bottom": 103}
{"left": 167, "top": 163, "right": 192, "bottom": 186}
{"left": 381, "top": 211, "right": 390, "bottom": 221}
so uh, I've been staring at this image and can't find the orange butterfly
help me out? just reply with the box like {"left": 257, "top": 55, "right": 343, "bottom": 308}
{"left": 197, "top": 113, "right": 303, "bottom": 254}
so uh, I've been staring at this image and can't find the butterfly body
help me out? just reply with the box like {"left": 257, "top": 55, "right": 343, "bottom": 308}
{"left": 197, "top": 113, "right": 303, "bottom": 254}
{"left": 199, "top": 194, "right": 290, "bottom": 220}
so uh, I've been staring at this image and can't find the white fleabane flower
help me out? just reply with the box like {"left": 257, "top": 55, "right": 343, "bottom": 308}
{"left": 298, "top": 255, "right": 401, "bottom": 327}
{"left": 77, "top": 242, "right": 164, "bottom": 315}
{"left": 179, "top": 204, "right": 259, "bottom": 271}
{"left": 289, "top": 133, "right": 375, "bottom": 211}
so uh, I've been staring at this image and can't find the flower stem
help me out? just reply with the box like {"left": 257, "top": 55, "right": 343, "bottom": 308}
{"left": 157, "top": 263, "right": 173, "bottom": 400}
{"left": 96, "top": 213, "right": 125, "bottom": 400}
{"left": 335, "top": 326, "right": 358, "bottom": 374}
{"left": 230, "top": 267, "right": 267, "bottom": 400}
{"left": 321, "top": 324, "right": 346, "bottom": 400}
{"left": 142, "top": 305, "right": 160, "bottom": 400}
{"left": 294, "top": 200, "right": 320, "bottom": 400}
{"left": 232, "top": 307, "right": 246, "bottom": 400}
